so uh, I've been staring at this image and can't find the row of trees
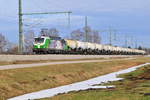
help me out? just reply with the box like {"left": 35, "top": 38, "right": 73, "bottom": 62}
{"left": 40, "top": 26, "right": 101, "bottom": 44}
{"left": 40, "top": 28, "right": 59, "bottom": 37}
{"left": 1, "top": 26, "right": 149, "bottom": 54}
{"left": 0, "top": 33, "right": 7, "bottom": 52}
{"left": 70, "top": 26, "right": 101, "bottom": 43}
{"left": 144, "top": 48, "right": 150, "bottom": 54}
{"left": 0, "top": 33, "right": 18, "bottom": 54}
{"left": 0, "top": 26, "right": 101, "bottom": 54}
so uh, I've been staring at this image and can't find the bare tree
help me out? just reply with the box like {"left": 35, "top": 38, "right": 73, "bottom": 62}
{"left": 145, "top": 48, "right": 150, "bottom": 54}
{"left": 92, "top": 30, "right": 101, "bottom": 43}
{"left": 138, "top": 46, "right": 142, "bottom": 50}
{"left": 40, "top": 28, "right": 49, "bottom": 36}
{"left": 6, "top": 43, "right": 18, "bottom": 54}
{"left": 0, "top": 33, "right": 7, "bottom": 53}
{"left": 70, "top": 29, "right": 83, "bottom": 41}
{"left": 83, "top": 26, "right": 92, "bottom": 42}
{"left": 70, "top": 26, "right": 101, "bottom": 43}
{"left": 48, "top": 28, "right": 59, "bottom": 37}
{"left": 24, "top": 30, "right": 35, "bottom": 53}
{"left": 40, "top": 28, "right": 59, "bottom": 37}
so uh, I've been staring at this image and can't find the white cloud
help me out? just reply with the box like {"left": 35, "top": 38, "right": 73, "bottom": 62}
{"left": 0, "top": 0, "right": 150, "bottom": 17}
{"left": 0, "top": 0, "right": 150, "bottom": 47}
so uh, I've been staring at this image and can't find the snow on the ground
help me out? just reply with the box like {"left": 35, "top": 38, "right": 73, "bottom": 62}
{"left": 8, "top": 63, "right": 150, "bottom": 100}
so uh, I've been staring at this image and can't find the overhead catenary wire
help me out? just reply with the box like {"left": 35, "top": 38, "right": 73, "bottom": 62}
{"left": 19, "top": 0, "right": 73, "bottom": 54}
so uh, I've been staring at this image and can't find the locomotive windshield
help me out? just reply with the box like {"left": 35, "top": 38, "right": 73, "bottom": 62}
{"left": 34, "top": 38, "right": 44, "bottom": 43}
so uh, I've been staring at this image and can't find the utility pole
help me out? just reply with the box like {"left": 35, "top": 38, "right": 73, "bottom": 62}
{"left": 130, "top": 36, "right": 134, "bottom": 48}
{"left": 18, "top": 0, "right": 72, "bottom": 54}
{"left": 127, "top": 36, "right": 133, "bottom": 48}
{"left": 108, "top": 27, "right": 116, "bottom": 46}
{"left": 141, "top": 41, "right": 144, "bottom": 49}
{"left": 18, "top": 0, "right": 23, "bottom": 54}
{"left": 98, "top": 28, "right": 116, "bottom": 45}
{"left": 68, "top": 12, "right": 71, "bottom": 28}
{"left": 109, "top": 27, "right": 112, "bottom": 46}
{"left": 85, "top": 16, "right": 88, "bottom": 42}
{"left": 125, "top": 34, "right": 128, "bottom": 48}
{"left": 135, "top": 40, "right": 138, "bottom": 49}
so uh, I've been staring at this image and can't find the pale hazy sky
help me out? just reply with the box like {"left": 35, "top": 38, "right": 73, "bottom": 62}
{"left": 0, "top": 0, "right": 150, "bottom": 47}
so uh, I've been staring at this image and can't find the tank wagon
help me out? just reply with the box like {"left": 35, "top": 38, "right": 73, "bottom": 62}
{"left": 33, "top": 36, "right": 146, "bottom": 55}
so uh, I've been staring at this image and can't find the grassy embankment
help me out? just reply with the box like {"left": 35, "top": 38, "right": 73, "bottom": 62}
{"left": 0, "top": 57, "right": 149, "bottom": 100}
{"left": 0, "top": 58, "right": 109, "bottom": 66}
{"left": 40, "top": 63, "right": 150, "bottom": 100}
{"left": 0, "top": 56, "right": 135, "bottom": 66}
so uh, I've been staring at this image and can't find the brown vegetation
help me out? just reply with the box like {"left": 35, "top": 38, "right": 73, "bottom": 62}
{"left": 42, "top": 64, "right": 150, "bottom": 100}
{"left": 0, "top": 57, "right": 149, "bottom": 99}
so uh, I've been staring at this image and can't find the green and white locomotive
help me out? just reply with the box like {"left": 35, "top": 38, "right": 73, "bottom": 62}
{"left": 33, "top": 36, "right": 69, "bottom": 54}
{"left": 33, "top": 36, "right": 146, "bottom": 55}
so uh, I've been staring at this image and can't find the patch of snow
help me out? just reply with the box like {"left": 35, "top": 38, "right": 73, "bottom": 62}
{"left": 8, "top": 63, "right": 150, "bottom": 100}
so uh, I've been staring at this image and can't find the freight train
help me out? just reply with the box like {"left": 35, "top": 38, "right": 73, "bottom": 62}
{"left": 33, "top": 36, "right": 146, "bottom": 55}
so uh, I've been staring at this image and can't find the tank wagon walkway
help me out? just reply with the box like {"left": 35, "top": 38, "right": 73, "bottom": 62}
{"left": 0, "top": 58, "right": 134, "bottom": 70}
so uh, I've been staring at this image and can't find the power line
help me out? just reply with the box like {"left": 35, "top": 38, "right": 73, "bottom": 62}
{"left": 22, "top": 11, "right": 72, "bottom": 15}
{"left": 125, "top": 34, "right": 128, "bottom": 48}
{"left": 108, "top": 27, "right": 117, "bottom": 46}
{"left": 85, "top": 16, "right": 88, "bottom": 42}
{"left": 18, "top": 0, "right": 72, "bottom": 54}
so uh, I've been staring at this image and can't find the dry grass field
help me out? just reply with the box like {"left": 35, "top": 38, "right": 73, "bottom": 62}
{"left": 0, "top": 57, "right": 149, "bottom": 100}
{"left": 0, "top": 55, "right": 135, "bottom": 65}
{"left": 41, "top": 64, "right": 150, "bottom": 100}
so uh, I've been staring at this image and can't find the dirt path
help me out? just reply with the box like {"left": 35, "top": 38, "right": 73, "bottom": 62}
{"left": 0, "top": 55, "right": 136, "bottom": 62}
{"left": 0, "top": 58, "right": 134, "bottom": 70}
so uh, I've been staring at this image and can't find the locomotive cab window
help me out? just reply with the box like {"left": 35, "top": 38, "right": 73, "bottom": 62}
{"left": 34, "top": 38, "right": 44, "bottom": 43}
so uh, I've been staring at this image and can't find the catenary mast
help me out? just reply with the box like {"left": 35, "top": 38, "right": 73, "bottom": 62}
{"left": 18, "top": 0, "right": 23, "bottom": 54}
{"left": 18, "top": 0, "right": 72, "bottom": 54}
